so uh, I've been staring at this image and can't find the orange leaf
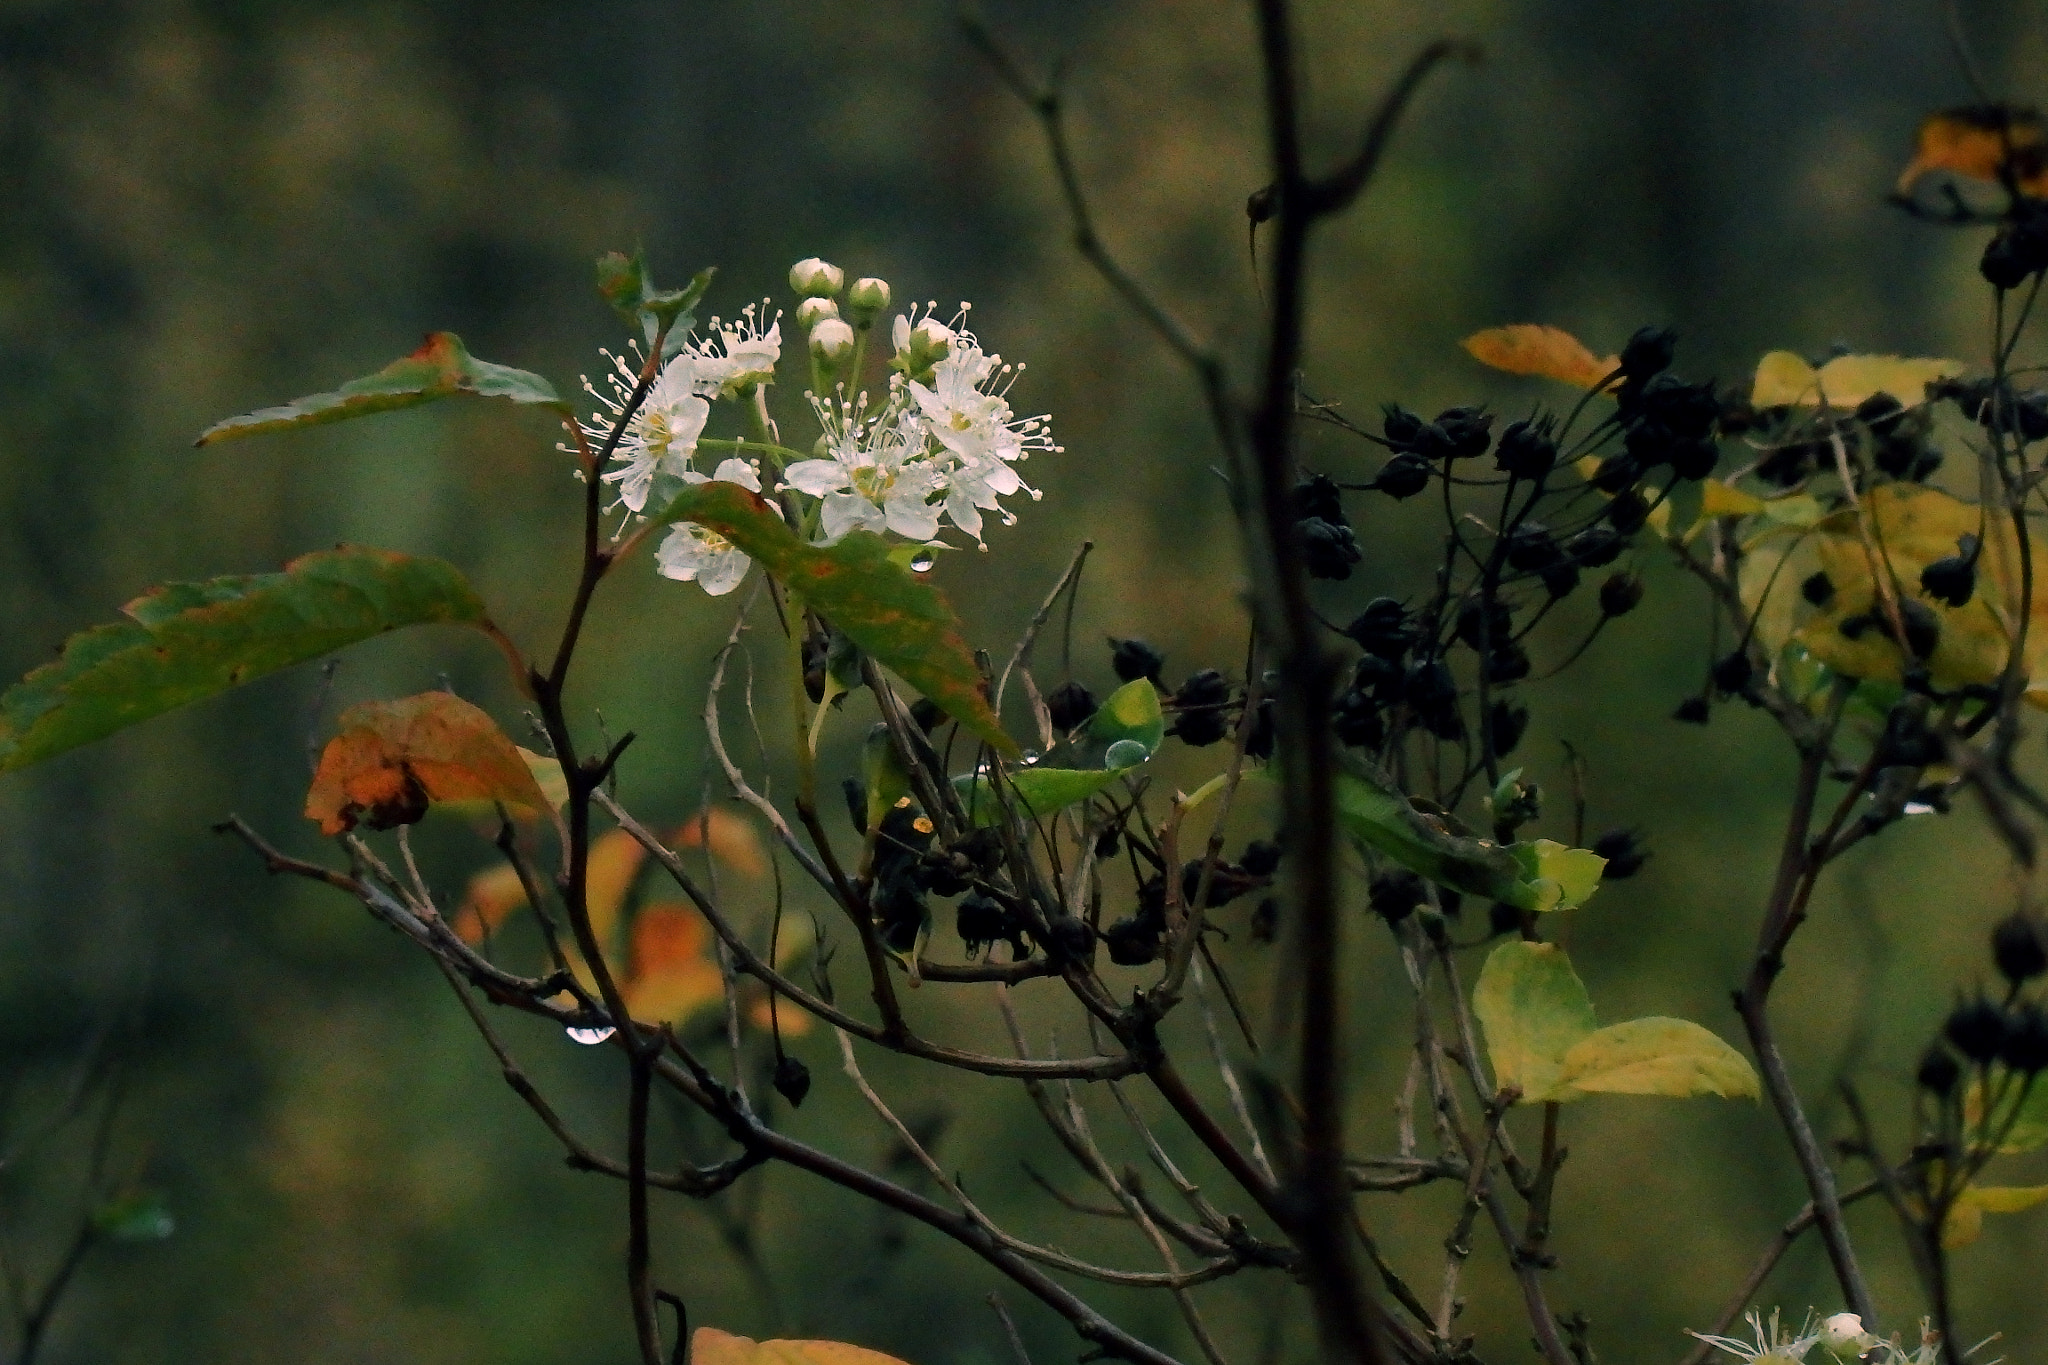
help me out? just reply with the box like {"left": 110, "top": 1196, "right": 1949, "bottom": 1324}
{"left": 674, "top": 806, "right": 768, "bottom": 878}
{"left": 621, "top": 903, "right": 723, "bottom": 1025}
{"left": 455, "top": 862, "right": 527, "bottom": 944}
{"left": 1461, "top": 325, "right": 1620, "bottom": 390}
{"left": 586, "top": 828, "right": 647, "bottom": 948}
{"left": 304, "top": 692, "right": 550, "bottom": 836}
{"left": 691, "top": 1328, "right": 913, "bottom": 1365}
{"left": 1895, "top": 105, "right": 2048, "bottom": 198}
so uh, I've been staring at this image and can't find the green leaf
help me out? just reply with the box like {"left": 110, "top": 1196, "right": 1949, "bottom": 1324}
{"left": 649, "top": 480, "right": 1015, "bottom": 755}
{"left": 1473, "top": 941, "right": 1596, "bottom": 1103}
{"left": 863, "top": 722, "right": 915, "bottom": 831}
{"left": 1970, "top": 1069, "right": 2048, "bottom": 1153}
{"left": 195, "top": 332, "right": 568, "bottom": 445}
{"left": 1329, "top": 759, "right": 1604, "bottom": 912}
{"left": 0, "top": 547, "right": 490, "bottom": 773}
{"left": 1086, "top": 678, "right": 1165, "bottom": 753}
{"left": 1331, "top": 757, "right": 1529, "bottom": 904}
{"left": 1554, "top": 1018, "right": 1760, "bottom": 1101}
{"left": 596, "top": 251, "right": 715, "bottom": 353}
{"left": 92, "top": 1191, "right": 174, "bottom": 1242}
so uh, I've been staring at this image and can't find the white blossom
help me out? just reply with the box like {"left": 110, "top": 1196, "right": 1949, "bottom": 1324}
{"left": 584, "top": 349, "right": 711, "bottom": 514}
{"left": 784, "top": 402, "right": 944, "bottom": 543}
{"left": 692, "top": 304, "right": 782, "bottom": 398}
{"left": 655, "top": 458, "right": 762, "bottom": 596}
{"left": 1688, "top": 1309, "right": 1823, "bottom": 1365}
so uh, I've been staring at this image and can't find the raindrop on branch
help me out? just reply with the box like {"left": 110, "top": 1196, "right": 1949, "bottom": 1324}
{"left": 566, "top": 1026, "right": 616, "bottom": 1045}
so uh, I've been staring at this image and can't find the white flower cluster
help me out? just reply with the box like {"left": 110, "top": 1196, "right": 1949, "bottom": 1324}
{"left": 576, "top": 258, "right": 1059, "bottom": 597}
{"left": 1688, "top": 1310, "right": 1999, "bottom": 1365}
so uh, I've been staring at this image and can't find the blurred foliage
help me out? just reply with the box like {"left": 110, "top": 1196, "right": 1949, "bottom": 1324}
{"left": 0, "top": 0, "right": 2043, "bottom": 1362}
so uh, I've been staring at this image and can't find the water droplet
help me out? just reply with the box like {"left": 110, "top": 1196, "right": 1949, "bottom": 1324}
{"left": 1903, "top": 801, "right": 1937, "bottom": 817}
{"left": 909, "top": 550, "right": 936, "bottom": 573}
{"left": 1022, "top": 749, "right": 1041, "bottom": 766}
{"left": 566, "top": 1026, "right": 616, "bottom": 1045}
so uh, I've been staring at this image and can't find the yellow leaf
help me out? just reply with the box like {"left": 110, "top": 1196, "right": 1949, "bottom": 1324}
{"left": 1895, "top": 106, "right": 2048, "bottom": 199}
{"left": 1942, "top": 1182, "right": 2048, "bottom": 1250}
{"left": 1790, "top": 483, "right": 2048, "bottom": 698}
{"left": 692, "top": 1327, "right": 914, "bottom": 1365}
{"left": 1461, "top": 325, "right": 1620, "bottom": 390}
{"left": 1700, "top": 482, "right": 1767, "bottom": 519}
{"left": 1553, "top": 1018, "right": 1760, "bottom": 1102}
{"left": 1750, "top": 351, "right": 1964, "bottom": 409}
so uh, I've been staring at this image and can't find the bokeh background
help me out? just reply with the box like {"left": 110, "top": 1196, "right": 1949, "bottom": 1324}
{"left": 1, "top": 0, "right": 2043, "bottom": 1361}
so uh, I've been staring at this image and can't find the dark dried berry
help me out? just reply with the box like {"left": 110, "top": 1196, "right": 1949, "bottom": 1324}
{"left": 1046, "top": 680, "right": 1098, "bottom": 733}
{"left": 1172, "top": 709, "right": 1231, "bottom": 747}
{"left": 1421, "top": 702, "right": 1466, "bottom": 742}
{"left": 1299, "top": 517, "right": 1362, "bottom": 580}
{"left": 1250, "top": 898, "right": 1279, "bottom": 943}
{"left": 1181, "top": 858, "right": 1263, "bottom": 908}
{"left": 1673, "top": 695, "right": 1711, "bottom": 725}
{"left": 1333, "top": 691, "right": 1386, "bottom": 749}
{"left": 909, "top": 698, "right": 946, "bottom": 732}
{"left": 843, "top": 776, "right": 869, "bottom": 836}
{"left": 1600, "top": 571, "right": 1645, "bottom": 617}
{"left": 773, "top": 1055, "right": 813, "bottom": 1108}
{"left": 1486, "top": 641, "right": 1532, "bottom": 683}
{"left": 1567, "top": 525, "right": 1624, "bottom": 568}
{"left": 1094, "top": 826, "right": 1120, "bottom": 859}
{"left": 1982, "top": 220, "right": 2048, "bottom": 290}
{"left": 1353, "top": 653, "right": 1404, "bottom": 698}
{"left": 1174, "top": 669, "right": 1231, "bottom": 709}
{"left": 1619, "top": 326, "right": 1677, "bottom": 381}
{"left": 1668, "top": 436, "right": 1721, "bottom": 481}
{"left": 1488, "top": 900, "right": 1524, "bottom": 937}
{"left": 1369, "top": 869, "right": 1425, "bottom": 924}
{"left": 1345, "top": 598, "right": 1418, "bottom": 660}
{"left": 1540, "top": 563, "right": 1581, "bottom": 599}
{"left": 1490, "top": 700, "right": 1530, "bottom": 757}
{"left": 1992, "top": 911, "right": 2048, "bottom": 984}
{"left": 1404, "top": 659, "right": 1457, "bottom": 711}
{"left": 1110, "top": 637, "right": 1165, "bottom": 684}
{"left": 1711, "top": 651, "right": 1754, "bottom": 695}
{"left": 1921, "top": 535, "right": 1980, "bottom": 608}
{"left": 1103, "top": 916, "right": 1162, "bottom": 966}
{"left": 1915, "top": 1045, "right": 1962, "bottom": 1097}
{"left": 1382, "top": 403, "right": 1427, "bottom": 450}
{"left": 1801, "top": 571, "right": 1835, "bottom": 607}
{"left": 1432, "top": 406, "right": 1495, "bottom": 458}
{"left": 1856, "top": 392, "right": 1904, "bottom": 429}
{"left": 1044, "top": 916, "right": 1096, "bottom": 964}
{"left": 1506, "top": 523, "right": 1560, "bottom": 571}
{"left": 1946, "top": 996, "right": 2010, "bottom": 1063}
{"left": 2001, "top": 1002, "right": 2048, "bottom": 1073}
{"left": 1639, "top": 375, "right": 1722, "bottom": 440}
{"left": 1245, "top": 695, "right": 1275, "bottom": 759}
{"left": 1593, "top": 453, "right": 1643, "bottom": 494}
{"left": 1375, "top": 453, "right": 1432, "bottom": 499}
{"left": 802, "top": 630, "right": 830, "bottom": 703}
{"left": 1292, "top": 473, "right": 1345, "bottom": 523}
{"left": 1240, "top": 839, "right": 1283, "bottom": 877}
{"left": 1609, "top": 489, "right": 1652, "bottom": 534}
{"left": 1591, "top": 828, "right": 1649, "bottom": 879}
{"left": 1455, "top": 598, "right": 1513, "bottom": 651}
{"left": 1495, "top": 417, "right": 1559, "bottom": 479}
{"left": 1895, "top": 598, "right": 1943, "bottom": 660}
{"left": 1755, "top": 441, "right": 1818, "bottom": 487}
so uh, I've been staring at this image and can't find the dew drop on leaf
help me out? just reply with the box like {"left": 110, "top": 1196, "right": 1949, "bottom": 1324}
{"left": 909, "top": 550, "right": 936, "bottom": 573}
{"left": 566, "top": 1026, "right": 616, "bottom": 1045}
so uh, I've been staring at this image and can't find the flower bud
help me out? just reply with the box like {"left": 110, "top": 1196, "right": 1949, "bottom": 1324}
{"left": 789, "top": 257, "right": 843, "bottom": 298}
{"left": 1819, "top": 1314, "right": 1875, "bottom": 1361}
{"left": 846, "top": 276, "right": 892, "bottom": 325}
{"left": 808, "top": 317, "right": 856, "bottom": 364}
{"left": 1916, "top": 1044, "right": 1962, "bottom": 1097}
{"left": 1600, "top": 571, "right": 1645, "bottom": 618}
{"left": 795, "top": 296, "right": 839, "bottom": 330}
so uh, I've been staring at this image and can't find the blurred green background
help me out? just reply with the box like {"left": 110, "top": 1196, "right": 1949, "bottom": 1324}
{"left": 1, "top": 0, "right": 2043, "bottom": 1361}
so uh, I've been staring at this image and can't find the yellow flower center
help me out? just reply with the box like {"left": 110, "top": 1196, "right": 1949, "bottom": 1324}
{"left": 641, "top": 411, "right": 675, "bottom": 459}
{"left": 851, "top": 465, "right": 896, "bottom": 501}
